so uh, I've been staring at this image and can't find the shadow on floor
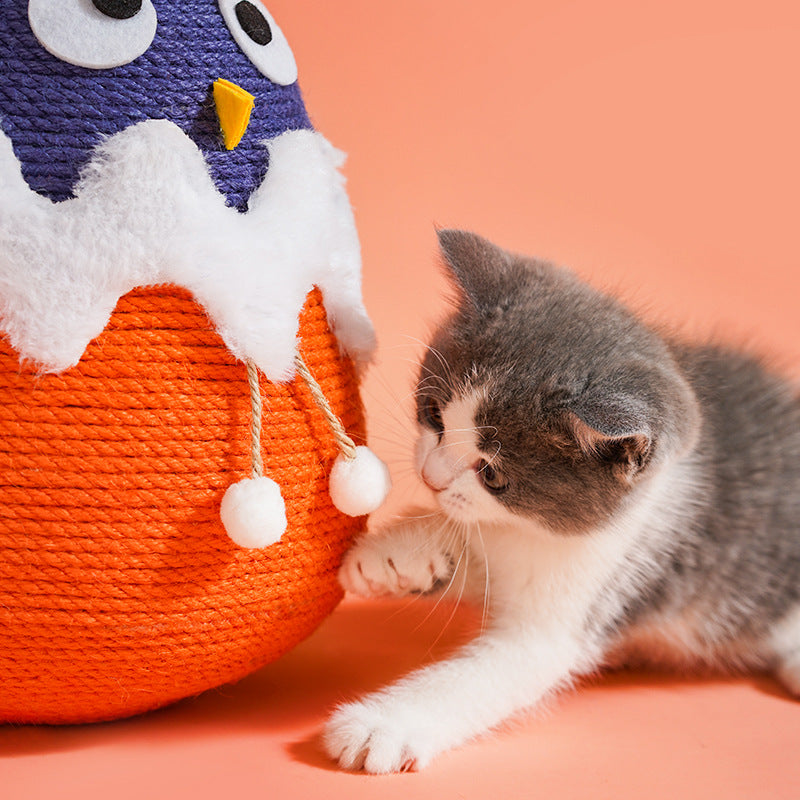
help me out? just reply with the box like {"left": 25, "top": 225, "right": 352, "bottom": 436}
{"left": 1, "top": 596, "right": 792, "bottom": 760}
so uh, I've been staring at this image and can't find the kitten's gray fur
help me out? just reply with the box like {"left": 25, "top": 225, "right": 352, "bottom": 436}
{"left": 325, "top": 230, "right": 800, "bottom": 773}
{"left": 429, "top": 230, "right": 800, "bottom": 657}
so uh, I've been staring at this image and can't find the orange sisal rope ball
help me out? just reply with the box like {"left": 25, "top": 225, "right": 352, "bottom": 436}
{"left": 0, "top": 284, "right": 365, "bottom": 724}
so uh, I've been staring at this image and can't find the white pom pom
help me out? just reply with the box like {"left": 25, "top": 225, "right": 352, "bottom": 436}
{"left": 329, "top": 445, "right": 392, "bottom": 517}
{"left": 220, "top": 476, "right": 287, "bottom": 548}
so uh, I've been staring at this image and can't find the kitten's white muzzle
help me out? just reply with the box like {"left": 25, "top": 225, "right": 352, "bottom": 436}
{"left": 415, "top": 394, "right": 484, "bottom": 493}
{"left": 413, "top": 393, "right": 515, "bottom": 525}
{"left": 415, "top": 431, "right": 462, "bottom": 492}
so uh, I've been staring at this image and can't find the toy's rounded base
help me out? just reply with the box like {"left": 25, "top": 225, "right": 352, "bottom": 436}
{"left": 0, "top": 286, "right": 365, "bottom": 724}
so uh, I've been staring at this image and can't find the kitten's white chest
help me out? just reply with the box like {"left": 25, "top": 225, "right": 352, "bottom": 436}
{"left": 473, "top": 520, "right": 638, "bottom": 632}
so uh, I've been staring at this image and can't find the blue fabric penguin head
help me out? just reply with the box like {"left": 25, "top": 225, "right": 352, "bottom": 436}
{"left": 0, "top": 0, "right": 311, "bottom": 211}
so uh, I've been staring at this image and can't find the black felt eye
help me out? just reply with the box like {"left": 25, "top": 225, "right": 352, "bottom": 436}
{"left": 92, "top": 0, "right": 142, "bottom": 20}
{"left": 218, "top": 0, "right": 297, "bottom": 84}
{"left": 235, "top": 1, "right": 273, "bottom": 46}
{"left": 421, "top": 396, "right": 445, "bottom": 434}
{"left": 476, "top": 459, "right": 509, "bottom": 495}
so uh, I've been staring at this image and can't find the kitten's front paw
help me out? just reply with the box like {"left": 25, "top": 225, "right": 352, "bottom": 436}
{"left": 323, "top": 699, "right": 434, "bottom": 774}
{"left": 338, "top": 523, "right": 454, "bottom": 598}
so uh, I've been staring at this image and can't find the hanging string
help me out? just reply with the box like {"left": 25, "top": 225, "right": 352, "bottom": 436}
{"left": 245, "top": 354, "right": 357, "bottom": 483}
{"left": 294, "top": 353, "right": 358, "bottom": 461}
{"left": 246, "top": 358, "right": 264, "bottom": 478}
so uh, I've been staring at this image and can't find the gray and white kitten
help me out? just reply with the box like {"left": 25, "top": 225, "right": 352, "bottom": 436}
{"left": 324, "top": 230, "right": 800, "bottom": 773}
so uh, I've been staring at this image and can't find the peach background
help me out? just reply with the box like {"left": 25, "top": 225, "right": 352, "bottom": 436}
{"left": 3, "top": 0, "right": 800, "bottom": 797}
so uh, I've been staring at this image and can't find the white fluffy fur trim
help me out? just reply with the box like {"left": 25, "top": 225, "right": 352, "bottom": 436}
{"left": 0, "top": 122, "right": 375, "bottom": 379}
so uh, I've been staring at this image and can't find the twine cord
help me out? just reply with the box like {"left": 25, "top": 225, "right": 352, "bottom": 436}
{"left": 245, "top": 359, "right": 264, "bottom": 478}
{"left": 245, "top": 353, "right": 358, "bottom": 481}
{"left": 294, "top": 353, "right": 358, "bottom": 462}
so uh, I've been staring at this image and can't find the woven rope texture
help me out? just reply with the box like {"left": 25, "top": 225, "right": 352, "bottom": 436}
{"left": 0, "top": 0, "right": 311, "bottom": 210}
{"left": 0, "top": 286, "right": 365, "bottom": 724}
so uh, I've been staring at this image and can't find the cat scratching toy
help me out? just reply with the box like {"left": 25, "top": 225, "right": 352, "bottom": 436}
{"left": 0, "top": 0, "right": 390, "bottom": 723}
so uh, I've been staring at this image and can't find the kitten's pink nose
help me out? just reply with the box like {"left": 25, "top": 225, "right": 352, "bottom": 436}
{"left": 422, "top": 473, "right": 444, "bottom": 493}
{"left": 420, "top": 460, "right": 452, "bottom": 492}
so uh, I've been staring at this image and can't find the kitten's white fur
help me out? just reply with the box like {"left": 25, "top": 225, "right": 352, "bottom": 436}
{"left": 324, "top": 390, "right": 739, "bottom": 773}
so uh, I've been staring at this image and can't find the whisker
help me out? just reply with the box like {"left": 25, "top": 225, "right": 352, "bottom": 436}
{"left": 401, "top": 335, "right": 449, "bottom": 368}
{"left": 413, "top": 520, "right": 466, "bottom": 630}
{"left": 442, "top": 425, "right": 500, "bottom": 435}
{"left": 381, "top": 591, "right": 430, "bottom": 622}
{"left": 360, "top": 434, "right": 415, "bottom": 453}
{"left": 423, "top": 526, "right": 471, "bottom": 654}
{"left": 401, "top": 335, "right": 456, "bottom": 388}
{"left": 479, "top": 441, "right": 503, "bottom": 469}
{"left": 473, "top": 520, "right": 491, "bottom": 636}
{"left": 400, "top": 508, "right": 441, "bottom": 523}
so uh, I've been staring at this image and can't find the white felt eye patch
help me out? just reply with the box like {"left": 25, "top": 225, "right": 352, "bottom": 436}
{"left": 28, "top": 0, "right": 157, "bottom": 70}
{"left": 218, "top": 0, "right": 297, "bottom": 86}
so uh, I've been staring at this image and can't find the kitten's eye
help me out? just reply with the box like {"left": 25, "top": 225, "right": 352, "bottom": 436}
{"left": 476, "top": 459, "right": 509, "bottom": 495}
{"left": 420, "top": 396, "right": 445, "bottom": 434}
{"left": 218, "top": 0, "right": 298, "bottom": 86}
{"left": 28, "top": 0, "right": 157, "bottom": 69}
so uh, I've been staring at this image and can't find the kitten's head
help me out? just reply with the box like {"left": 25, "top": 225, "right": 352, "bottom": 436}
{"left": 414, "top": 230, "right": 700, "bottom": 533}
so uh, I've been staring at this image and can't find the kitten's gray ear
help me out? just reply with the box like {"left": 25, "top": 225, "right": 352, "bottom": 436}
{"left": 437, "top": 229, "right": 514, "bottom": 311}
{"left": 568, "top": 393, "right": 653, "bottom": 483}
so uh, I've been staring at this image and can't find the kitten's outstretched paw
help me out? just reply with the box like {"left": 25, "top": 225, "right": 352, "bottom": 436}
{"left": 338, "top": 528, "right": 453, "bottom": 598}
{"left": 323, "top": 700, "right": 433, "bottom": 774}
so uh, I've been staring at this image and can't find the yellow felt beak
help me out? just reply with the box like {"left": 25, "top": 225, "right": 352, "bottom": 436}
{"left": 213, "top": 78, "right": 255, "bottom": 151}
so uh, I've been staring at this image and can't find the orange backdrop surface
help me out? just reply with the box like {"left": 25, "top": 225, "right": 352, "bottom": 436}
{"left": 2, "top": 0, "right": 800, "bottom": 797}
